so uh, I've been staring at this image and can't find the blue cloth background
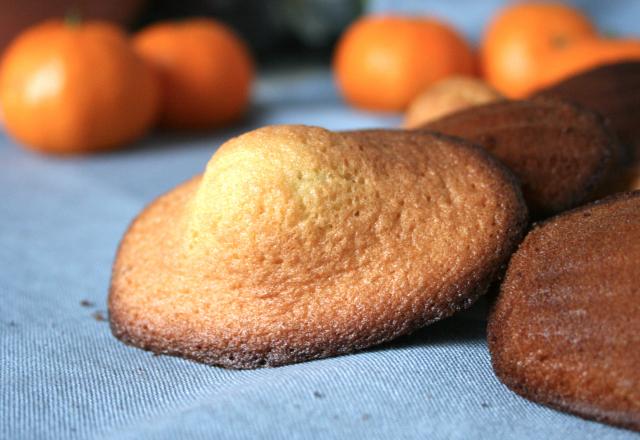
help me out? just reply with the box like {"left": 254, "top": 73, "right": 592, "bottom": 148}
{"left": 2, "top": 2, "right": 640, "bottom": 437}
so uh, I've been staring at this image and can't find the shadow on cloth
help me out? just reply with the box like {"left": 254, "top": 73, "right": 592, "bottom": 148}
{"left": 376, "top": 298, "right": 489, "bottom": 352}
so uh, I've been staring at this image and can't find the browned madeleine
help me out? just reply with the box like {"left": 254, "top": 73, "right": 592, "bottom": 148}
{"left": 489, "top": 191, "right": 640, "bottom": 431}
{"left": 594, "top": 162, "right": 640, "bottom": 199}
{"left": 419, "top": 98, "right": 617, "bottom": 218}
{"left": 109, "top": 125, "right": 527, "bottom": 369}
{"left": 535, "top": 61, "right": 640, "bottom": 161}
{"left": 536, "top": 62, "right": 640, "bottom": 198}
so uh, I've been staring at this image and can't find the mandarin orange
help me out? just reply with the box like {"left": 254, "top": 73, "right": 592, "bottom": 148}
{"left": 0, "top": 20, "right": 158, "bottom": 154}
{"left": 133, "top": 18, "right": 254, "bottom": 130}
{"left": 334, "top": 15, "right": 475, "bottom": 111}
{"left": 482, "top": 3, "right": 596, "bottom": 98}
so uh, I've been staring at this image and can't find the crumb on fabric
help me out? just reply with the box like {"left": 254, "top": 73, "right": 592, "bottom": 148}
{"left": 80, "top": 299, "right": 95, "bottom": 308}
{"left": 92, "top": 311, "right": 107, "bottom": 322}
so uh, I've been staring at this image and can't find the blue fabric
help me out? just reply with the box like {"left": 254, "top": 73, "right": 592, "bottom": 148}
{"left": 1, "top": 69, "right": 636, "bottom": 440}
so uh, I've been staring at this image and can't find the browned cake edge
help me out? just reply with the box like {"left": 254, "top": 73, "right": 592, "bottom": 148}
{"left": 417, "top": 97, "right": 620, "bottom": 218}
{"left": 533, "top": 61, "right": 640, "bottom": 161}
{"left": 488, "top": 190, "right": 640, "bottom": 431}
{"left": 109, "top": 133, "right": 528, "bottom": 369}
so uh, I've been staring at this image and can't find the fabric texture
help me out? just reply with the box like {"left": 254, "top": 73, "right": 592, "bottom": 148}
{"left": 0, "top": 68, "right": 636, "bottom": 440}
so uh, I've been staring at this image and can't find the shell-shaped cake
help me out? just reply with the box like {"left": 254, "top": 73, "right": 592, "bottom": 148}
{"left": 489, "top": 191, "right": 640, "bottom": 431}
{"left": 109, "top": 125, "right": 527, "bottom": 368}
{"left": 421, "top": 98, "right": 617, "bottom": 218}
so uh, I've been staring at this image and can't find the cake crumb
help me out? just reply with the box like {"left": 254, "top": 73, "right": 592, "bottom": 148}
{"left": 92, "top": 311, "right": 107, "bottom": 322}
{"left": 80, "top": 299, "right": 95, "bottom": 308}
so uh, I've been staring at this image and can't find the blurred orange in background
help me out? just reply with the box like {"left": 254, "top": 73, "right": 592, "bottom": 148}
{"left": 0, "top": 19, "right": 158, "bottom": 155}
{"left": 1, "top": 1, "right": 638, "bottom": 154}
{"left": 533, "top": 38, "right": 640, "bottom": 92}
{"left": 0, "top": 0, "right": 144, "bottom": 54}
{"left": 133, "top": 18, "right": 254, "bottom": 131}
{"left": 334, "top": 15, "right": 475, "bottom": 112}
{"left": 481, "top": 2, "right": 596, "bottom": 98}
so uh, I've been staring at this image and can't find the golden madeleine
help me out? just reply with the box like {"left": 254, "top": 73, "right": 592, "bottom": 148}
{"left": 109, "top": 125, "right": 527, "bottom": 368}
